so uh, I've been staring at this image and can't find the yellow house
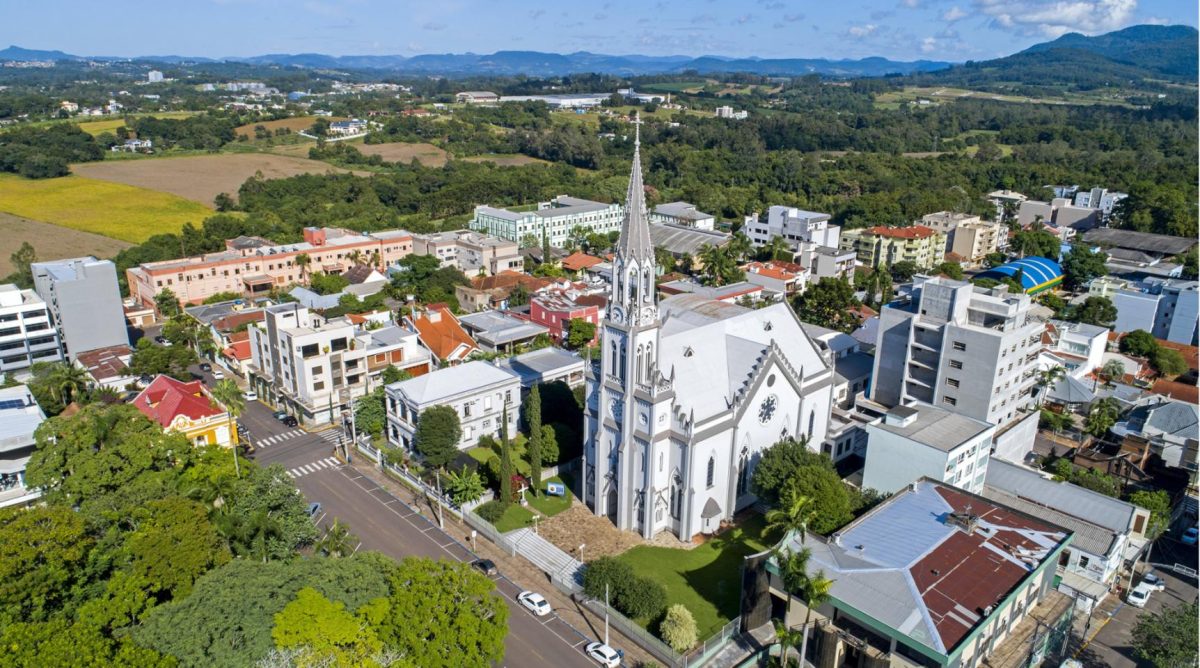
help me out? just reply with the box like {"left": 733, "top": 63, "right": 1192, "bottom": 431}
{"left": 840, "top": 225, "right": 947, "bottom": 269}
{"left": 133, "top": 375, "right": 238, "bottom": 447}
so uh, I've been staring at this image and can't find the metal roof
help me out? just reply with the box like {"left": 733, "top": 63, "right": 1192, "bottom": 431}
{"left": 982, "top": 486, "right": 1118, "bottom": 558}
{"left": 498, "top": 347, "right": 584, "bottom": 385}
{"left": 648, "top": 223, "right": 731, "bottom": 255}
{"left": 1082, "top": 228, "right": 1197, "bottom": 256}
{"left": 1046, "top": 375, "right": 1095, "bottom": 405}
{"left": 389, "top": 360, "right": 519, "bottom": 406}
{"left": 975, "top": 257, "right": 1063, "bottom": 294}
{"left": 868, "top": 403, "right": 993, "bottom": 452}
{"left": 984, "top": 459, "right": 1134, "bottom": 534}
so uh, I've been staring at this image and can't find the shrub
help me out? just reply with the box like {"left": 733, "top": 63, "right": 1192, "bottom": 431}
{"left": 474, "top": 500, "right": 506, "bottom": 524}
{"left": 582, "top": 557, "right": 635, "bottom": 602}
{"left": 621, "top": 576, "right": 667, "bottom": 621}
{"left": 660, "top": 604, "right": 698, "bottom": 652}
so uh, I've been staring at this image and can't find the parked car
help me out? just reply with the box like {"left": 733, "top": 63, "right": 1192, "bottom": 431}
{"left": 585, "top": 642, "right": 622, "bottom": 667}
{"left": 471, "top": 559, "right": 498, "bottom": 576}
{"left": 281, "top": 415, "right": 298, "bottom": 428}
{"left": 1127, "top": 582, "right": 1154, "bottom": 608}
{"left": 307, "top": 502, "right": 323, "bottom": 520}
{"left": 154, "top": 336, "right": 171, "bottom": 346}
{"left": 1141, "top": 571, "right": 1166, "bottom": 592}
{"left": 199, "top": 362, "right": 212, "bottom": 372}
{"left": 211, "top": 369, "right": 225, "bottom": 380}
{"left": 243, "top": 390, "right": 258, "bottom": 401}
{"left": 1182, "top": 527, "right": 1198, "bottom": 546}
{"left": 517, "top": 591, "right": 551, "bottom": 617}
{"left": 273, "top": 410, "right": 288, "bottom": 421}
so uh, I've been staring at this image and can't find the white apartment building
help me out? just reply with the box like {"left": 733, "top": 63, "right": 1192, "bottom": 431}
{"left": 0, "top": 284, "right": 63, "bottom": 378}
{"left": 1039, "top": 319, "right": 1108, "bottom": 380}
{"left": 862, "top": 403, "right": 996, "bottom": 495}
{"left": 742, "top": 206, "right": 840, "bottom": 250}
{"left": 248, "top": 304, "right": 432, "bottom": 426}
{"left": 385, "top": 360, "right": 522, "bottom": 453}
{"left": 1072, "top": 187, "right": 1127, "bottom": 220}
{"left": 470, "top": 195, "right": 624, "bottom": 249}
{"left": 0, "top": 384, "right": 46, "bottom": 508}
{"left": 872, "top": 277, "right": 1043, "bottom": 431}
{"left": 793, "top": 242, "right": 856, "bottom": 280}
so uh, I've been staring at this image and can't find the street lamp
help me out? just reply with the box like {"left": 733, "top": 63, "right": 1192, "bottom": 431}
{"left": 578, "top": 543, "right": 586, "bottom": 564}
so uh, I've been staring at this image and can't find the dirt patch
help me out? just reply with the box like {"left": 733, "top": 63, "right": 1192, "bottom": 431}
{"left": 71, "top": 154, "right": 367, "bottom": 207}
{"left": 462, "top": 154, "right": 548, "bottom": 167}
{"left": 0, "top": 212, "right": 131, "bottom": 274}
{"left": 234, "top": 116, "right": 346, "bottom": 139}
{"left": 356, "top": 142, "right": 449, "bottom": 167}
{"left": 538, "top": 503, "right": 646, "bottom": 562}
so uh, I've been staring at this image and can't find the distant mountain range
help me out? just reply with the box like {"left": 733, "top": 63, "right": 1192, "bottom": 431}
{"left": 0, "top": 24, "right": 1194, "bottom": 80}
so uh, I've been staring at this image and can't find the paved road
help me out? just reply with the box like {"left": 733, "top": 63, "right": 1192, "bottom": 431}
{"left": 237, "top": 397, "right": 601, "bottom": 668}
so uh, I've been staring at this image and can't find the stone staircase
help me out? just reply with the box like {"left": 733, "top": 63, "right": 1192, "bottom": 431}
{"left": 507, "top": 528, "right": 584, "bottom": 585}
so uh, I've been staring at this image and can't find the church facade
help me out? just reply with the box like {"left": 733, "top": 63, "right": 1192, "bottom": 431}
{"left": 582, "top": 122, "right": 835, "bottom": 541}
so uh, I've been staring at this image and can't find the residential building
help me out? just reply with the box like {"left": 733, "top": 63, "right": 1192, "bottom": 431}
{"left": 920, "top": 211, "right": 979, "bottom": 242}
{"left": 411, "top": 231, "right": 461, "bottom": 268}
{"left": 133, "top": 375, "right": 238, "bottom": 448}
{"left": 657, "top": 279, "right": 764, "bottom": 304}
{"left": 741, "top": 261, "right": 808, "bottom": 298}
{"left": 404, "top": 305, "right": 478, "bottom": 364}
{"left": 455, "top": 91, "right": 499, "bottom": 104}
{"left": 714, "top": 106, "right": 748, "bottom": 120}
{"left": 458, "top": 310, "right": 548, "bottom": 352}
{"left": 528, "top": 295, "right": 600, "bottom": 344}
{"left": 743, "top": 206, "right": 839, "bottom": 250}
{"left": 1112, "top": 399, "right": 1199, "bottom": 472}
{"left": 561, "top": 252, "right": 605, "bottom": 273}
{"left": 147, "top": 70, "right": 163, "bottom": 82}
{"left": 803, "top": 323, "right": 876, "bottom": 463}
{"left": 1039, "top": 319, "right": 1108, "bottom": 380}
{"left": 498, "top": 347, "right": 586, "bottom": 388}
{"left": 1107, "top": 278, "right": 1199, "bottom": 345}
{"left": 793, "top": 242, "right": 855, "bottom": 281}
{"left": 455, "top": 272, "right": 555, "bottom": 312}
{"left": 757, "top": 479, "right": 1074, "bottom": 668}
{"left": 840, "top": 225, "right": 947, "bottom": 269}
{"left": 127, "top": 227, "right": 414, "bottom": 308}
{"left": 0, "top": 284, "right": 63, "bottom": 377}
{"left": 0, "top": 385, "right": 46, "bottom": 508}
{"left": 328, "top": 118, "right": 367, "bottom": 135}
{"left": 123, "top": 299, "right": 155, "bottom": 329}
{"left": 455, "top": 231, "right": 523, "bottom": 276}
{"left": 1072, "top": 187, "right": 1127, "bottom": 220}
{"left": 984, "top": 459, "right": 1150, "bottom": 612}
{"left": 385, "top": 360, "right": 521, "bottom": 452}
{"left": 974, "top": 257, "right": 1064, "bottom": 295}
{"left": 920, "top": 212, "right": 1004, "bottom": 264}
{"left": 249, "top": 304, "right": 433, "bottom": 426}
{"left": 74, "top": 344, "right": 136, "bottom": 390}
{"left": 583, "top": 133, "right": 835, "bottom": 541}
{"left": 650, "top": 202, "right": 715, "bottom": 230}
{"left": 862, "top": 404, "right": 995, "bottom": 494}
{"left": 31, "top": 256, "right": 128, "bottom": 358}
{"left": 987, "top": 189, "right": 1027, "bottom": 223}
{"left": 1017, "top": 198, "right": 1100, "bottom": 231}
{"left": 470, "top": 195, "right": 624, "bottom": 249}
{"left": 871, "top": 277, "right": 1043, "bottom": 458}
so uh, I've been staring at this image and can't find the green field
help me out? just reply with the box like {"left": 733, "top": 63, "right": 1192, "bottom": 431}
{"left": 74, "top": 111, "right": 200, "bottom": 136}
{"left": 494, "top": 504, "right": 536, "bottom": 533}
{"left": 642, "top": 81, "right": 707, "bottom": 93}
{"left": 874, "top": 86, "right": 1136, "bottom": 110}
{"left": 0, "top": 173, "right": 213, "bottom": 243}
{"left": 615, "top": 515, "right": 772, "bottom": 637}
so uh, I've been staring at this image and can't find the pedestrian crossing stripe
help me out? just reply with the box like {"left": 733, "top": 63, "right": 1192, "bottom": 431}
{"left": 252, "top": 429, "right": 305, "bottom": 448}
{"left": 286, "top": 457, "right": 340, "bottom": 479}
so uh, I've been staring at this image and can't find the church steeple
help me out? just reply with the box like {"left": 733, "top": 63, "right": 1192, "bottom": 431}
{"left": 617, "top": 114, "right": 654, "bottom": 265}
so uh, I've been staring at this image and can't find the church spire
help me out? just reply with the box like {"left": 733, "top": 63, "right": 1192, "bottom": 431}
{"left": 617, "top": 113, "right": 654, "bottom": 263}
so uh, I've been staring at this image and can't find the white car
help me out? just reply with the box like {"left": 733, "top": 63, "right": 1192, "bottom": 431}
{"left": 1127, "top": 582, "right": 1154, "bottom": 608}
{"left": 211, "top": 369, "right": 226, "bottom": 380}
{"left": 517, "top": 591, "right": 551, "bottom": 617}
{"left": 243, "top": 390, "right": 258, "bottom": 401}
{"left": 585, "top": 642, "right": 622, "bottom": 667}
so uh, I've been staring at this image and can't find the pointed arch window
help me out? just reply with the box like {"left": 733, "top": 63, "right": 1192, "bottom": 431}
{"left": 808, "top": 409, "right": 816, "bottom": 439}
{"left": 736, "top": 449, "right": 750, "bottom": 496}
{"left": 706, "top": 455, "right": 715, "bottom": 489}
{"left": 610, "top": 340, "right": 619, "bottom": 376}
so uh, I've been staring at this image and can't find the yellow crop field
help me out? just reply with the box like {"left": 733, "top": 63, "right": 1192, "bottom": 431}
{"left": 0, "top": 173, "right": 213, "bottom": 243}
{"left": 75, "top": 111, "right": 199, "bottom": 136}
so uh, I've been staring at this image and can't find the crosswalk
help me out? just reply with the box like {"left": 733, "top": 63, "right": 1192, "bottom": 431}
{"left": 251, "top": 429, "right": 305, "bottom": 448}
{"left": 286, "top": 457, "right": 341, "bottom": 479}
{"left": 315, "top": 430, "right": 344, "bottom": 445}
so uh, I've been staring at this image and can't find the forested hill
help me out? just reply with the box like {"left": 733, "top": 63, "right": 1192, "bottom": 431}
{"left": 906, "top": 24, "right": 1198, "bottom": 92}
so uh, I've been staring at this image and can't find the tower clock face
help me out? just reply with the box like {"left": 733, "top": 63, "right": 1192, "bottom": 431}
{"left": 758, "top": 395, "right": 777, "bottom": 424}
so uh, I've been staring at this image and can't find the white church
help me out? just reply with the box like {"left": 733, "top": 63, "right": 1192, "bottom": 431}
{"left": 582, "top": 121, "right": 835, "bottom": 542}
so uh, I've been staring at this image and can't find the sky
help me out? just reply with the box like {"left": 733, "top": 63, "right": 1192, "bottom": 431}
{"left": 3, "top": 0, "right": 1196, "bottom": 62}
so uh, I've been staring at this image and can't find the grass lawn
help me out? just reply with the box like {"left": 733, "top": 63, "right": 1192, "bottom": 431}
{"left": 615, "top": 514, "right": 774, "bottom": 638}
{"left": 527, "top": 475, "right": 573, "bottom": 518}
{"left": 0, "top": 173, "right": 213, "bottom": 243}
{"left": 494, "top": 503, "right": 536, "bottom": 533}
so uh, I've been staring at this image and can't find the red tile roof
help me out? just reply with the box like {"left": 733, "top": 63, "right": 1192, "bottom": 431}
{"left": 211, "top": 310, "right": 265, "bottom": 332}
{"left": 408, "top": 306, "right": 477, "bottom": 361}
{"left": 864, "top": 225, "right": 938, "bottom": 240}
{"left": 471, "top": 271, "right": 554, "bottom": 292}
{"left": 561, "top": 251, "right": 604, "bottom": 272}
{"left": 224, "top": 339, "right": 252, "bottom": 362}
{"left": 133, "top": 375, "right": 223, "bottom": 429}
{"left": 1153, "top": 379, "right": 1199, "bottom": 404}
{"left": 743, "top": 261, "right": 806, "bottom": 281}
{"left": 75, "top": 344, "right": 133, "bottom": 381}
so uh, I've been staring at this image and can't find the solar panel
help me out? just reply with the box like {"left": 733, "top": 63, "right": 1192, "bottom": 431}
{"left": 0, "top": 399, "right": 26, "bottom": 410}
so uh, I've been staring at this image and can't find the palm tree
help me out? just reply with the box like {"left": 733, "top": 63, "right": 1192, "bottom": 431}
{"left": 295, "top": 253, "right": 312, "bottom": 283}
{"left": 1100, "top": 359, "right": 1125, "bottom": 388}
{"left": 49, "top": 362, "right": 90, "bottom": 406}
{"left": 210, "top": 378, "right": 246, "bottom": 477}
{"left": 797, "top": 570, "right": 834, "bottom": 667}
{"left": 1085, "top": 397, "right": 1120, "bottom": 439}
{"left": 1035, "top": 365, "right": 1066, "bottom": 407}
{"left": 775, "top": 548, "right": 811, "bottom": 666}
{"left": 728, "top": 232, "right": 753, "bottom": 260}
{"left": 773, "top": 620, "right": 805, "bottom": 667}
{"left": 760, "top": 236, "right": 791, "bottom": 262}
{"left": 315, "top": 519, "right": 357, "bottom": 558}
{"left": 765, "top": 491, "right": 816, "bottom": 545}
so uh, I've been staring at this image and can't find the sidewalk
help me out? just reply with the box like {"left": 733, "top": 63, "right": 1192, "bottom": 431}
{"left": 348, "top": 459, "right": 658, "bottom": 668}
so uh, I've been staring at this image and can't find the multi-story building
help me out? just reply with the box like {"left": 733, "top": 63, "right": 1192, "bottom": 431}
{"left": 249, "top": 304, "right": 432, "bottom": 426}
{"left": 528, "top": 295, "right": 601, "bottom": 344}
{"left": 470, "top": 195, "right": 624, "bottom": 249}
{"left": 841, "top": 225, "right": 947, "bottom": 269}
{"left": 650, "top": 202, "right": 715, "bottom": 230}
{"left": 862, "top": 403, "right": 996, "bottom": 494}
{"left": 756, "top": 479, "right": 1074, "bottom": 668}
{"left": 743, "top": 206, "right": 839, "bottom": 250}
{"left": 872, "top": 277, "right": 1043, "bottom": 432}
{"left": 404, "top": 305, "right": 478, "bottom": 364}
{"left": 920, "top": 211, "right": 978, "bottom": 241}
{"left": 1107, "top": 278, "right": 1199, "bottom": 345}
{"left": 455, "top": 231, "right": 524, "bottom": 276}
{"left": 1072, "top": 187, "right": 1127, "bottom": 220}
{"left": 793, "top": 242, "right": 855, "bottom": 281}
{"left": 741, "top": 261, "right": 808, "bottom": 298}
{"left": 385, "top": 360, "right": 522, "bottom": 452}
{"left": 126, "top": 227, "right": 414, "bottom": 308}
{"left": 133, "top": 375, "right": 239, "bottom": 448}
{"left": 0, "top": 284, "right": 63, "bottom": 377}
{"left": 1018, "top": 198, "right": 1100, "bottom": 231}
{"left": 1039, "top": 319, "right": 1108, "bottom": 380}
{"left": 0, "top": 384, "right": 46, "bottom": 508}
{"left": 31, "top": 256, "right": 127, "bottom": 358}
{"left": 919, "top": 212, "right": 1005, "bottom": 264}
{"left": 987, "top": 189, "right": 1027, "bottom": 222}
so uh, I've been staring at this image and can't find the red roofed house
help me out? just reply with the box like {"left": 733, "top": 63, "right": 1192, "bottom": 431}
{"left": 561, "top": 251, "right": 605, "bottom": 273}
{"left": 133, "top": 375, "right": 238, "bottom": 448}
{"left": 74, "top": 344, "right": 136, "bottom": 390}
{"left": 528, "top": 295, "right": 600, "bottom": 344}
{"left": 742, "top": 260, "right": 809, "bottom": 297}
{"left": 841, "top": 224, "right": 948, "bottom": 269}
{"left": 404, "top": 305, "right": 478, "bottom": 364}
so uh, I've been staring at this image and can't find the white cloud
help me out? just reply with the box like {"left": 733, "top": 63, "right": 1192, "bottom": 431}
{"left": 921, "top": 36, "right": 938, "bottom": 52}
{"left": 974, "top": 0, "right": 1139, "bottom": 37}
{"left": 901, "top": 0, "right": 921, "bottom": 7}
{"left": 942, "top": 6, "right": 968, "bottom": 21}
{"left": 848, "top": 23, "right": 878, "bottom": 37}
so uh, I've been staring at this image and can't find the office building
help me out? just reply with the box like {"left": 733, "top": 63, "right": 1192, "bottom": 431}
{"left": 31, "top": 256, "right": 128, "bottom": 358}
{"left": 470, "top": 195, "right": 624, "bottom": 249}
{"left": 862, "top": 404, "right": 995, "bottom": 494}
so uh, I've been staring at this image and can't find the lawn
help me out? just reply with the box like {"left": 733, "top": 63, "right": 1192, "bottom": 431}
{"left": 527, "top": 474, "right": 573, "bottom": 518}
{"left": 615, "top": 514, "right": 774, "bottom": 638}
{"left": 0, "top": 173, "right": 213, "bottom": 243}
{"left": 494, "top": 503, "right": 536, "bottom": 533}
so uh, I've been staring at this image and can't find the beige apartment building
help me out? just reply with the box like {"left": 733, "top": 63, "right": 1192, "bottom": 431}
{"left": 840, "top": 225, "right": 947, "bottom": 269}
{"left": 126, "top": 227, "right": 414, "bottom": 309}
{"left": 919, "top": 212, "right": 1005, "bottom": 264}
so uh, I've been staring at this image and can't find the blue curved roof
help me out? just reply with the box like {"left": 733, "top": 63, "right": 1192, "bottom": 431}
{"left": 976, "top": 257, "right": 1062, "bottom": 294}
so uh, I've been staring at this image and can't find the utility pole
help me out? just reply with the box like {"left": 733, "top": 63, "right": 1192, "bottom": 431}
{"left": 604, "top": 583, "right": 610, "bottom": 647}
{"left": 435, "top": 469, "right": 445, "bottom": 529}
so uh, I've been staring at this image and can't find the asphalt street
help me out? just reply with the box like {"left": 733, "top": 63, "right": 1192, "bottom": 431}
{"left": 233, "top": 393, "right": 601, "bottom": 668}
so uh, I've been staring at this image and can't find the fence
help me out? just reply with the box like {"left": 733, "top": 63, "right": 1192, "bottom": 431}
{"left": 575, "top": 596, "right": 742, "bottom": 668}
{"left": 355, "top": 440, "right": 465, "bottom": 520}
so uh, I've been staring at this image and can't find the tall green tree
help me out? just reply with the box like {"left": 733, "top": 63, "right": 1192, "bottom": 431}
{"left": 1132, "top": 602, "right": 1198, "bottom": 668}
{"left": 527, "top": 384, "right": 543, "bottom": 497}
{"left": 271, "top": 587, "right": 382, "bottom": 666}
{"left": 5, "top": 241, "right": 37, "bottom": 288}
{"left": 750, "top": 438, "right": 821, "bottom": 506}
{"left": 1066, "top": 296, "right": 1117, "bottom": 327}
{"left": 1061, "top": 243, "right": 1108, "bottom": 290}
{"left": 1085, "top": 397, "right": 1120, "bottom": 438}
{"left": 792, "top": 278, "right": 858, "bottom": 332}
{"left": 414, "top": 405, "right": 462, "bottom": 468}
{"left": 154, "top": 288, "right": 180, "bottom": 317}
{"left": 499, "top": 404, "right": 514, "bottom": 504}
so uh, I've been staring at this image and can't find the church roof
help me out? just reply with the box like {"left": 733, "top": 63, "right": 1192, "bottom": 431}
{"left": 616, "top": 115, "right": 654, "bottom": 264}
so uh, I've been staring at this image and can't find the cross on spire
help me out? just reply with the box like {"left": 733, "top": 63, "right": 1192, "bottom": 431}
{"left": 616, "top": 112, "right": 653, "bottom": 263}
